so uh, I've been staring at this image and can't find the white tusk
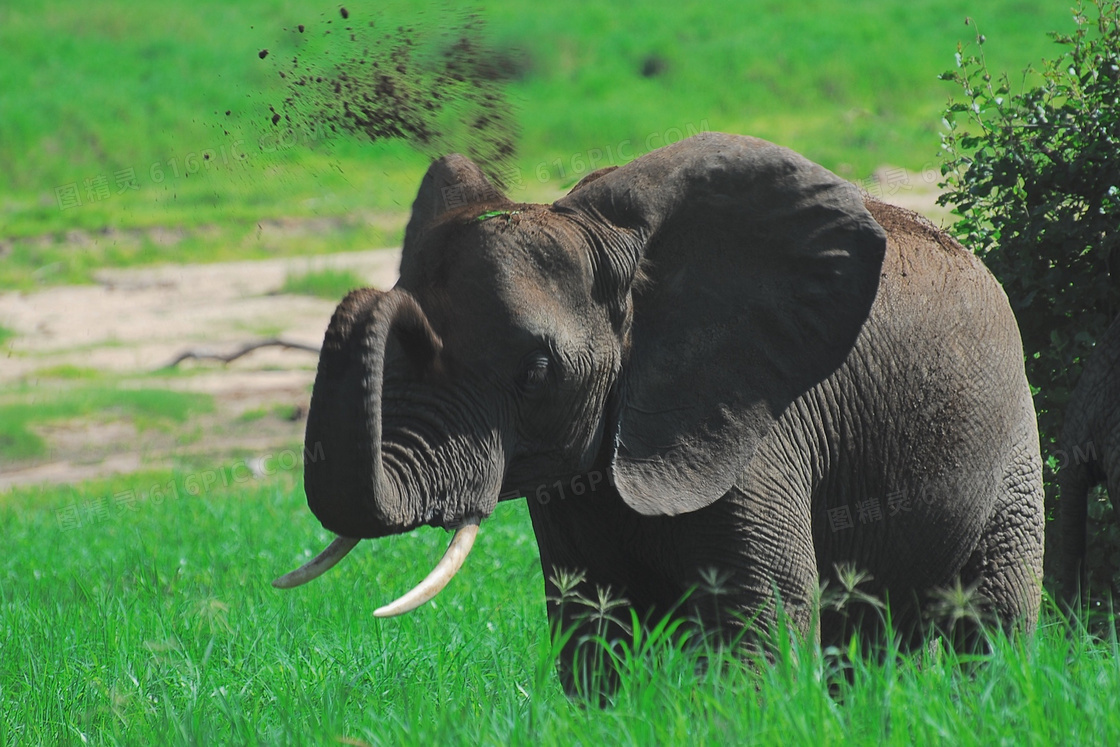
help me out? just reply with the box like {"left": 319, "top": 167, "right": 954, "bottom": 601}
{"left": 272, "top": 536, "right": 361, "bottom": 589}
{"left": 373, "top": 518, "right": 481, "bottom": 618}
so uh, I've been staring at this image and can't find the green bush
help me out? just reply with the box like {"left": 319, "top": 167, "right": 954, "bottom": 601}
{"left": 938, "top": 0, "right": 1120, "bottom": 588}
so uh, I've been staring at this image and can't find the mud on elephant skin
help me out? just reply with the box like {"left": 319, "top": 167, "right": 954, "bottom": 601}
{"left": 274, "top": 132, "right": 1045, "bottom": 688}
{"left": 1059, "top": 313, "right": 1120, "bottom": 602}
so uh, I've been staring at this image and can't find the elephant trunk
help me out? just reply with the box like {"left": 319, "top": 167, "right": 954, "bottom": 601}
{"left": 274, "top": 288, "right": 500, "bottom": 612}
{"left": 304, "top": 287, "right": 446, "bottom": 537}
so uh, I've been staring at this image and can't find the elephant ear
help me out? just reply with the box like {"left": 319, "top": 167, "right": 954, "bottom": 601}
{"left": 555, "top": 132, "right": 886, "bottom": 516}
{"left": 400, "top": 154, "right": 511, "bottom": 280}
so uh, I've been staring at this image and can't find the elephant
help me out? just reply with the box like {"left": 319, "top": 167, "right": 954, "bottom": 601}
{"left": 273, "top": 132, "right": 1045, "bottom": 691}
{"left": 1059, "top": 313, "right": 1120, "bottom": 601}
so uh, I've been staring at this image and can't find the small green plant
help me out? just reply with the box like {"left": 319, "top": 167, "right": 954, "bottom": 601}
{"left": 279, "top": 268, "right": 369, "bottom": 300}
{"left": 820, "top": 563, "right": 886, "bottom": 623}
{"left": 546, "top": 568, "right": 633, "bottom": 700}
{"left": 0, "top": 325, "right": 15, "bottom": 347}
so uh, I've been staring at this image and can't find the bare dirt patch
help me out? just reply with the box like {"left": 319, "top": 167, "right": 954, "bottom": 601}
{"left": 0, "top": 248, "right": 400, "bottom": 381}
{"left": 0, "top": 248, "right": 402, "bottom": 490}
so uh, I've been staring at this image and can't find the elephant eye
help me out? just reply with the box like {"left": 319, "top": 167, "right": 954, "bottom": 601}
{"left": 519, "top": 351, "right": 551, "bottom": 393}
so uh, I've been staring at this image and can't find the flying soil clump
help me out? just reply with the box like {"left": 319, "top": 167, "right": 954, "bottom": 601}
{"left": 263, "top": 8, "right": 519, "bottom": 187}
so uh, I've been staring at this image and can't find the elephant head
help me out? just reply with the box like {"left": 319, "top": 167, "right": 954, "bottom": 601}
{"left": 274, "top": 132, "right": 886, "bottom": 614}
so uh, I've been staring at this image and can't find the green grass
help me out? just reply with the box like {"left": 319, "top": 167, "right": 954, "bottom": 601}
{"left": 279, "top": 267, "right": 368, "bottom": 301}
{"left": 0, "top": 0, "right": 1079, "bottom": 288}
{"left": 2, "top": 468, "right": 1120, "bottom": 743}
{"left": 0, "top": 326, "right": 14, "bottom": 347}
{"left": 28, "top": 364, "right": 103, "bottom": 380}
{"left": 0, "top": 385, "right": 214, "bottom": 463}
{"left": 0, "top": 218, "right": 403, "bottom": 290}
{"left": 236, "top": 404, "right": 300, "bottom": 423}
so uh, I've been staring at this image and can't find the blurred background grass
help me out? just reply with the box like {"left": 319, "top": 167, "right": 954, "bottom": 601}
{"left": 0, "top": 0, "right": 1073, "bottom": 287}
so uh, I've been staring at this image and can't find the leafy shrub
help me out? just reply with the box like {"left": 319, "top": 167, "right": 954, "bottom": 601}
{"left": 938, "top": 0, "right": 1120, "bottom": 590}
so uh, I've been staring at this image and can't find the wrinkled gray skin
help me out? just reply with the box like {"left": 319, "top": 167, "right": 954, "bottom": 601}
{"left": 1059, "top": 314, "right": 1120, "bottom": 601}
{"left": 300, "top": 133, "right": 1044, "bottom": 691}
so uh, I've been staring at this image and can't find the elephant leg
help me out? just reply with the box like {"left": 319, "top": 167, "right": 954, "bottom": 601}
{"left": 1058, "top": 459, "right": 1092, "bottom": 606}
{"left": 526, "top": 479, "right": 822, "bottom": 695}
{"left": 674, "top": 485, "right": 820, "bottom": 648}
{"left": 526, "top": 487, "right": 671, "bottom": 699}
{"left": 954, "top": 471, "right": 1045, "bottom": 643}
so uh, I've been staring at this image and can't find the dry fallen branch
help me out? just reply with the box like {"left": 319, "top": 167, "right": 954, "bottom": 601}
{"left": 159, "top": 338, "right": 321, "bottom": 370}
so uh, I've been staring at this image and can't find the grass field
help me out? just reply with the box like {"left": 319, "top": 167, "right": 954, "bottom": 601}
{"left": 0, "top": 0, "right": 1078, "bottom": 287}
{"left": 2, "top": 468, "right": 1119, "bottom": 744}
